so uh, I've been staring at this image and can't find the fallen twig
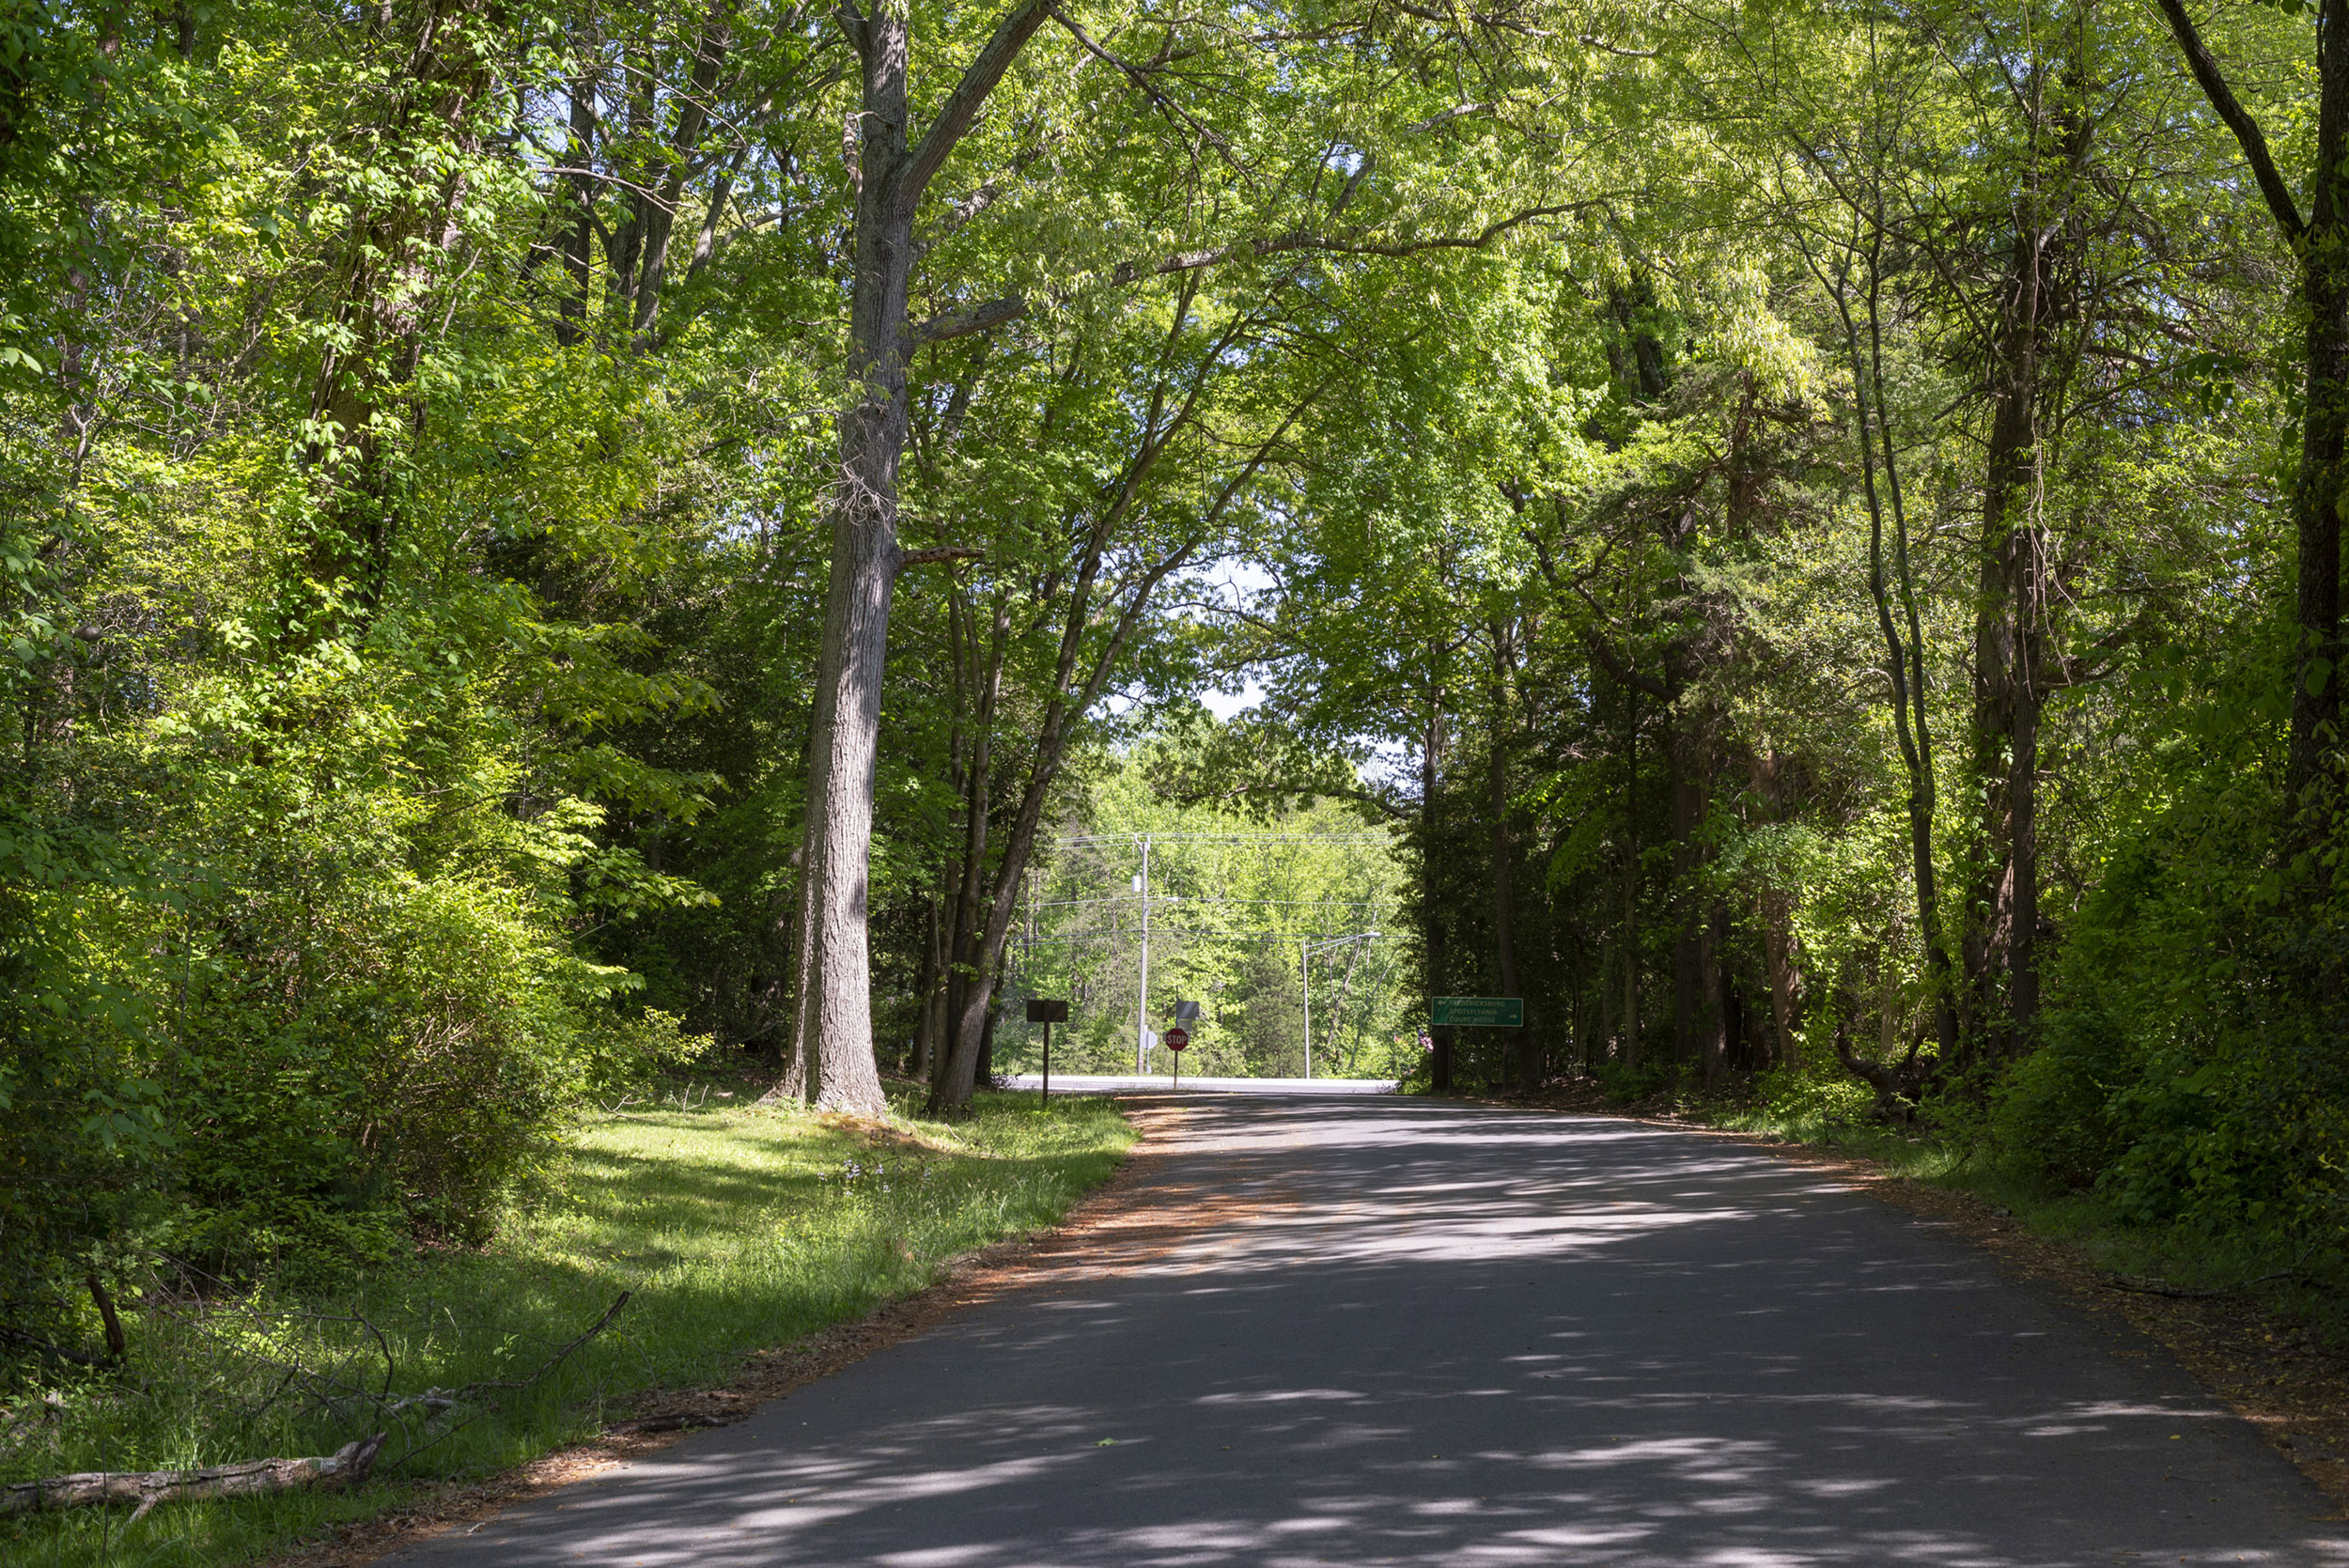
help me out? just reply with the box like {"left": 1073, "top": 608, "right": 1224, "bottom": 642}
{"left": 1, "top": 1432, "right": 385, "bottom": 1520}
{"left": 465, "top": 1291, "right": 631, "bottom": 1394}
{"left": 84, "top": 1276, "right": 125, "bottom": 1360}
{"left": 2099, "top": 1268, "right": 2296, "bottom": 1300}
{"left": 604, "top": 1412, "right": 718, "bottom": 1436}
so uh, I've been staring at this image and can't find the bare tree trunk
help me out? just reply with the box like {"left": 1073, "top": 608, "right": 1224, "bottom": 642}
{"left": 1761, "top": 886, "right": 1799, "bottom": 1070}
{"left": 1668, "top": 708, "right": 1711, "bottom": 1071}
{"left": 555, "top": 42, "right": 597, "bottom": 348}
{"left": 934, "top": 598, "right": 1006, "bottom": 1103}
{"left": 294, "top": 0, "right": 495, "bottom": 645}
{"left": 2153, "top": 0, "right": 2349, "bottom": 848}
{"left": 1423, "top": 662, "right": 1452, "bottom": 1092}
{"left": 1620, "top": 680, "right": 1641, "bottom": 1070}
{"left": 1964, "top": 65, "right": 2085, "bottom": 1058}
{"left": 1486, "top": 622, "right": 1533, "bottom": 1094}
{"left": 910, "top": 893, "right": 943, "bottom": 1079}
{"left": 784, "top": 0, "right": 1050, "bottom": 1117}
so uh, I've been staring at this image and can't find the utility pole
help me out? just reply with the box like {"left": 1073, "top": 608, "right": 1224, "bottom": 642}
{"left": 1300, "top": 936, "right": 1312, "bottom": 1080}
{"left": 1134, "top": 834, "right": 1152, "bottom": 1074}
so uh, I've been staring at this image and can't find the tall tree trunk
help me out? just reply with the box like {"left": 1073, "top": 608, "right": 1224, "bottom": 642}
{"left": 556, "top": 45, "right": 596, "bottom": 348}
{"left": 1619, "top": 679, "right": 1641, "bottom": 1069}
{"left": 933, "top": 598, "right": 1006, "bottom": 1104}
{"left": 294, "top": 0, "right": 495, "bottom": 646}
{"left": 1668, "top": 705, "right": 1714, "bottom": 1071}
{"left": 2295, "top": 2, "right": 2349, "bottom": 838}
{"left": 910, "top": 893, "right": 943, "bottom": 1079}
{"left": 1823, "top": 244, "right": 1961, "bottom": 1070}
{"left": 1761, "top": 887, "right": 1798, "bottom": 1070}
{"left": 1423, "top": 668, "right": 1451, "bottom": 1091}
{"left": 784, "top": 0, "right": 1051, "bottom": 1117}
{"left": 1487, "top": 621, "right": 1533, "bottom": 1094}
{"left": 1965, "top": 62, "right": 2084, "bottom": 1057}
{"left": 2153, "top": 0, "right": 2349, "bottom": 848}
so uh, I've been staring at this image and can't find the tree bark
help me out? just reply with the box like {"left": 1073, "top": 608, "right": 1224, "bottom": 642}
{"left": 1487, "top": 621, "right": 1533, "bottom": 1094}
{"left": 3, "top": 1436, "right": 384, "bottom": 1519}
{"left": 784, "top": 0, "right": 1051, "bottom": 1117}
{"left": 1964, "top": 61, "right": 2085, "bottom": 1058}
{"left": 294, "top": 0, "right": 495, "bottom": 645}
{"left": 1423, "top": 647, "right": 1451, "bottom": 1091}
{"left": 2152, "top": 0, "right": 2349, "bottom": 846}
{"left": 1761, "top": 885, "right": 1798, "bottom": 1069}
{"left": 1619, "top": 677, "right": 1641, "bottom": 1069}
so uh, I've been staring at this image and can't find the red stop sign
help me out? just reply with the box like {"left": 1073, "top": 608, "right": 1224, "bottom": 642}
{"left": 1163, "top": 1027, "right": 1190, "bottom": 1051}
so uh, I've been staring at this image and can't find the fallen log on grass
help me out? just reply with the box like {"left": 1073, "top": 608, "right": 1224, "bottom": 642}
{"left": 1, "top": 1432, "right": 385, "bottom": 1520}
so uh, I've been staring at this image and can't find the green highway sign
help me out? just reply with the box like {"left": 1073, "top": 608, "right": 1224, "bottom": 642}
{"left": 1430, "top": 997, "right": 1524, "bottom": 1028}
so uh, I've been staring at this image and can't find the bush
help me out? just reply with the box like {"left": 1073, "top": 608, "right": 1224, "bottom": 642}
{"left": 2001, "top": 734, "right": 2349, "bottom": 1248}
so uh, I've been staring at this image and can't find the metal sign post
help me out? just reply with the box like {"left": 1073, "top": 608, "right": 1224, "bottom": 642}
{"left": 1427, "top": 997, "right": 1521, "bottom": 1094}
{"left": 1164, "top": 1026, "right": 1189, "bottom": 1089}
{"left": 1027, "top": 998, "right": 1068, "bottom": 1106}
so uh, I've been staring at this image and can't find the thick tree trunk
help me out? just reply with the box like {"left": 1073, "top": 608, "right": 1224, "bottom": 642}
{"left": 2293, "top": 0, "right": 2349, "bottom": 831}
{"left": 788, "top": 2, "right": 926, "bottom": 1117}
{"left": 1619, "top": 681, "right": 1641, "bottom": 1069}
{"left": 295, "top": 0, "right": 493, "bottom": 644}
{"left": 2154, "top": 0, "right": 2349, "bottom": 846}
{"left": 781, "top": 0, "right": 1055, "bottom": 1116}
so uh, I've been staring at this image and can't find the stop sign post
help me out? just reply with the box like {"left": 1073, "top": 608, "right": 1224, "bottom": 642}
{"left": 1026, "top": 998, "right": 1069, "bottom": 1106}
{"left": 1163, "top": 1025, "right": 1190, "bottom": 1089}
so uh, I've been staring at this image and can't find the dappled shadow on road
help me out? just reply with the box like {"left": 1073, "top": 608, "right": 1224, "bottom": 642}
{"left": 401, "top": 1097, "right": 2349, "bottom": 1568}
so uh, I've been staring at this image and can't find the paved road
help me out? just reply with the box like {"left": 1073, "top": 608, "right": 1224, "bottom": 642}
{"left": 1006, "top": 1074, "right": 1399, "bottom": 1095}
{"left": 389, "top": 1094, "right": 2348, "bottom": 1566}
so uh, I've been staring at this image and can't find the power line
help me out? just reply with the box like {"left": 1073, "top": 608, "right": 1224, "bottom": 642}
{"left": 1023, "top": 930, "right": 1398, "bottom": 942}
{"left": 1032, "top": 895, "right": 1383, "bottom": 908}
{"left": 1051, "top": 832, "right": 1391, "bottom": 846}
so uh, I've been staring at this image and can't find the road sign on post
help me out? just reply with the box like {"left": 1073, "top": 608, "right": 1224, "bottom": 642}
{"left": 1027, "top": 999, "right": 1069, "bottom": 1105}
{"left": 1162, "top": 1025, "right": 1190, "bottom": 1089}
{"left": 1430, "top": 997, "right": 1525, "bottom": 1029}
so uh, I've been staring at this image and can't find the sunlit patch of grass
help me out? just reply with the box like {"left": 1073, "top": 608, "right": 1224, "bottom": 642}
{"left": 0, "top": 1090, "right": 1132, "bottom": 1567}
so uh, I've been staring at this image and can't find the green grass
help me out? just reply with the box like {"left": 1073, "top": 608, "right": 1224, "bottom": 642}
{"left": 0, "top": 1087, "right": 1134, "bottom": 1567}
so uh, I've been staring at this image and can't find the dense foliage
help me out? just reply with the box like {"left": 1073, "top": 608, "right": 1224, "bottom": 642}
{"left": 6, "top": 0, "right": 2349, "bottom": 1355}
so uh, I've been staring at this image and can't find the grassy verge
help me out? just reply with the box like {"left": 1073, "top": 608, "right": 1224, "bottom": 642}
{"left": 0, "top": 1086, "right": 1134, "bottom": 1568}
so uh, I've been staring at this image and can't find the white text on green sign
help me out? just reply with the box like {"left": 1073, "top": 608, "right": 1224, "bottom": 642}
{"left": 1431, "top": 997, "right": 1523, "bottom": 1028}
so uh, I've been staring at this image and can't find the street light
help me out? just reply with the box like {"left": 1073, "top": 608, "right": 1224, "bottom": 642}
{"left": 1300, "top": 932, "right": 1379, "bottom": 1080}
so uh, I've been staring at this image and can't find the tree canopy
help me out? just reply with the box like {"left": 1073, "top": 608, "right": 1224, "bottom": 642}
{"left": 5, "top": 0, "right": 2348, "bottom": 1335}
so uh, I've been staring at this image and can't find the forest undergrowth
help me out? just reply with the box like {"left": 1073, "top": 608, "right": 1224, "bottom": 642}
{"left": 0, "top": 1086, "right": 1131, "bottom": 1568}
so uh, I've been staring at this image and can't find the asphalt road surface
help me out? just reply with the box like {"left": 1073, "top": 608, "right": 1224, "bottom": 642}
{"left": 387, "top": 1094, "right": 2349, "bottom": 1567}
{"left": 1005, "top": 1074, "right": 1399, "bottom": 1095}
